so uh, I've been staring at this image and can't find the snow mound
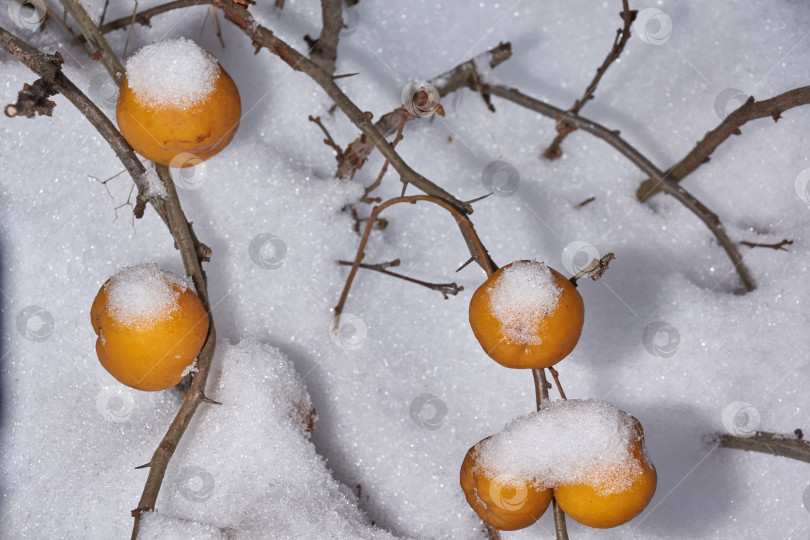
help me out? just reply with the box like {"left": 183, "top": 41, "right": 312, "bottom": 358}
{"left": 105, "top": 264, "right": 189, "bottom": 327}
{"left": 474, "top": 399, "right": 646, "bottom": 495}
{"left": 125, "top": 38, "right": 220, "bottom": 108}
{"left": 154, "top": 340, "right": 399, "bottom": 539}
{"left": 488, "top": 261, "right": 562, "bottom": 345}
{"left": 138, "top": 512, "right": 226, "bottom": 540}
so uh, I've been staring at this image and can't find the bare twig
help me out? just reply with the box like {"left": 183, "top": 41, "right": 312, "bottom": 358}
{"left": 543, "top": 1, "right": 636, "bottom": 160}
{"left": 308, "top": 0, "right": 342, "bottom": 75}
{"left": 532, "top": 368, "right": 550, "bottom": 406}
{"left": 569, "top": 253, "right": 615, "bottom": 286}
{"left": 575, "top": 196, "right": 596, "bottom": 209}
{"left": 41, "top": 4, "right": 92, "bottom": 54}
{"left": 99, "top": 0, "right": 110, "bottom": 25}
{"left": 214, "top": 0, "right": 470, "bottom": 214}
{"left": 57, "top": 0, "right": 125, "bottom": 83}
{"left": 637, "top": 86, "right": 810, "bottom": 201}
{"left": 362, "top": 114, "right": 407, "bottom": 203}
{"left": 337, "top": 42, "right": 513, "bottom": 179}
{"left": 479, "top": 82, "right": 756, "bottom": 292}
{"left": 717, "top": 431, "right": 810, "bottom": 464}
{"left": 552, "top": 500, "right": 570, "bottom": 540}
{"left": 548, "top": 367, "right": 567, "bottom": 400}
{"left": 337, "top": 259, "right": 463, "bottom": 299}
{"left": 740, "top": 238, "right": 792, "bottom": 251}
{"left": 334, "top": 195, "right": 496, "bottom": 321}
{"left": 211, "top": 6, "right": 226, "bottom": 48}
{"left": 95, "top": 0, "right": 211, "bottom": 38}
{"left": 531, "top": 368, "right": 569, "bottom": 540}
{"left": 308, "top": 115, "right": 344, "bottom": 161}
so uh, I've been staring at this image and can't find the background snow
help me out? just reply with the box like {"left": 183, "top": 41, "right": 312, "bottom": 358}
{"left": 1, "top": 0, "right": 809, "bottom": 539}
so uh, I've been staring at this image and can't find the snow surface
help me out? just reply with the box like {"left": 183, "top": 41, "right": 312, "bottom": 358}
{"left": 488, "top": 261, "right": 562, "bottom": 345}
{"left": 474, "top": 399, "right": 644, "bottom": 494}
{"left": 104, "top": 263, "right": 187, "bottom": 327}
{"left": 125, "top": 38, "right": 220, "bottom": 108}
{"left": 2, "top": 0, "right": 810, "bottom": 539}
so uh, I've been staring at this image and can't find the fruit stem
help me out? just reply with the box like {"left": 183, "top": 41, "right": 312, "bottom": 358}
{"left": 532, "top": 368, "right": 570, "bottom": 539}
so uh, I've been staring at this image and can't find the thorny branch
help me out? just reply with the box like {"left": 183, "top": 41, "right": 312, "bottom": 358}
{"left": 337, "top": 42, "right": 513, "bottom": 179}
{"left": 337, "top": 259, "right": 464, "bottom": 299}
{"left": 637, "top": 85, "right": 810, "bottom": 201}
{"left": 717, "top": 431, "right": 810, "bottom": 464}
{"left": 478, "top": 82, "right": 757, "bottom": 292}
{"left": 3, "top": 4, "right": 218, "bottom": 536}
{"left": 131, "top": 166, "right": 218, "bottom": 539}
{"left": 213, "top": 0, "right": 471, "bottom": 214}
{"left": 543, "top": 0, "right": 636, "bottom": 160}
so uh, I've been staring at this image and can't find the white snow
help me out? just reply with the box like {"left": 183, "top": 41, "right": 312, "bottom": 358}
{"left": 153, "top": 340, "right": 396, "bottom": 539}
{"left": 474, "top": 399, "right": 645, "bottom": 494}
{"left": 105, "top": 264, "right": 188, "bottom": 327}
{"left": 488, "top": 261, "right": 562, "bottom": 345}
{"left": 140, "top": 165, "right": 167, "bottom": 199}
{"left": 138, "top": 512, "right": 226, "bottom": 540}
{"left": 2, "top": 1, "right": 810, "bottom": 539}
{"left": 125, "top": 38, "right": 220, "bottom": 109}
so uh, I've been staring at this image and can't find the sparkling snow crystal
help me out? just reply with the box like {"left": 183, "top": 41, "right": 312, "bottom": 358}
{"left": 475, "top": 399, "right": 647, "bottom": 494}
{"left": 125, "top": 38, "right": 220, "bottom": 108}
{"left": 105, "top": 264, "right": 189, "bottom": 327}
{"left": 488, "top": 261, "right": 562, "bottom": 345}
{"left": 140, "top": 165, "right": 167, "bottom": 199}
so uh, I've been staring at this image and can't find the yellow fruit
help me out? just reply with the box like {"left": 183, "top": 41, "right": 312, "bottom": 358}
{"left": 91, "top": 268, "right": 209, "bottom": 391}
{"left": 460, "top": 442, "right": 553, "bottom": 531}
{"left": 469, "top": 260, "right": 584, "bottom": 369}
{"left": 116, "top": 63, "right": 241, "bottom": 167}
{"left": 553, "top": 419, "right": 657, "bottom": 528}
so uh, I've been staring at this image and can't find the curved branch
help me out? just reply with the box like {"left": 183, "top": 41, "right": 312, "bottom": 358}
{"left": 334, "top": 195, "right": 496, "bottom": 320}
{"left": 480, "top": 82, "right": 756, "bottom": 292}
{"left": 637, "top": 85, "right": 810, "bottom": 200}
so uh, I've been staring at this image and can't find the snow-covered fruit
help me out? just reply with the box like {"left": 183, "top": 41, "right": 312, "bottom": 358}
{"left": 116, "top": 38, "right": 241, "bottom": 167}
{"left": 461, "top": 400, "right": 657, "bottom": 530}
{"left": 468, "top": 260, "right": 584, "bottom": 369}
{"left": 90, "top": 264, "right": 209, "bottom": 391}
{"left": 554, "top": 418, "right": 657, "bottom": 528}
{"left": 460, "top": 439, "right": 553, "bottom": 530}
